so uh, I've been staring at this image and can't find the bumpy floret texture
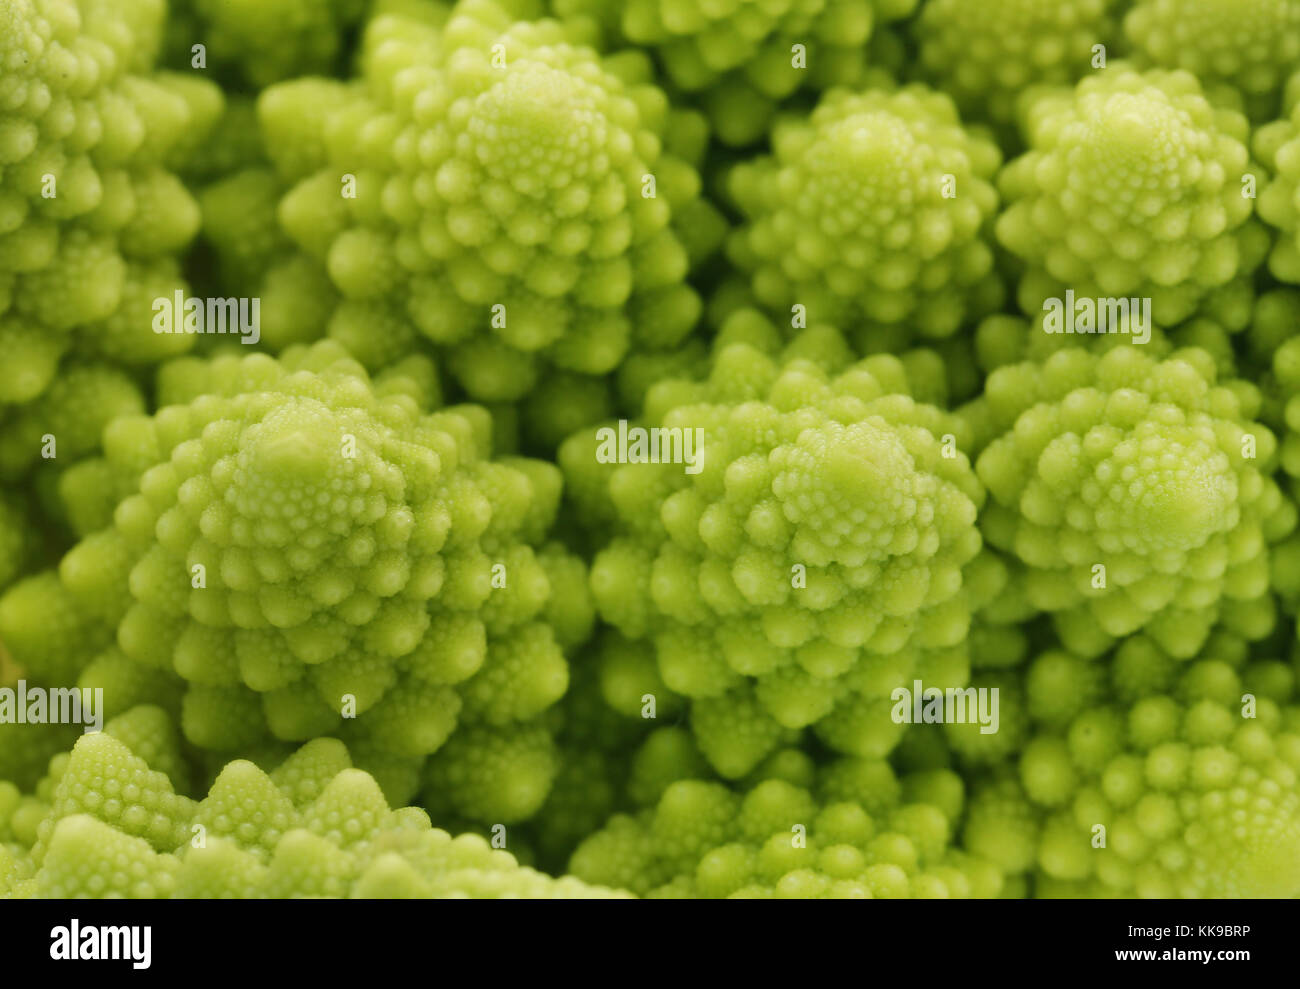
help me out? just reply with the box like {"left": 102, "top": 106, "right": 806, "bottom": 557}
{"left": 7, "top": 0, "right": 1300, "bottom": 904}
{"left": 727, "top": 85, "right": 1003, "bottom": 347}
{"left": 0, "top": 362, "right": 143, "bottom": 485}
{"left": 972, "top": 281, "right": 1300, "bottom": 383}
{"left": 1271, "top": 321, "right": 1300, "bottom": 503}
{"left": 973, "top": 347, "right": 1293, "bottom": 658}
{"left": 1124, "top": 0, "right": 1300, "bottom": 116}
{"left": 914, "top": 0, "right": 1121, "bottom": 126}
{"left": 569, "top": 754, "right": 1003, "bottom": 897}
{"left": 557, "top": 0, "right": 917, "bottom": 145}
{"left": 562, "top": 332, "right": 990, "bottom": 777}
{"left": 966, "top": 637, "right": 1300, "bottom": 897}
{"left": 0, "top": 343, "right": 593, "bottom": 818}
{"left": 0, "top": 0, "right": 222, "bottom": 412}
{"left": 1256, "top": 91, "right": 1300, "bottom": 282}
{"left": 0, "top": 730, "right": 628, "bottom": 898}
{"left": 996, "top": 67, "right": 1269, "bottom": 328}
{"left": 258, "top": 0, "right": 722, "bottom": 407}
{"left": 511, "top": 633, "right": 719, "bottom": 871}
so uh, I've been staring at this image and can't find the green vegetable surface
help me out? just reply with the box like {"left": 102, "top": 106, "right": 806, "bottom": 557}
{"left": 3, "top": 0, "right": 1300, "bottom": 900}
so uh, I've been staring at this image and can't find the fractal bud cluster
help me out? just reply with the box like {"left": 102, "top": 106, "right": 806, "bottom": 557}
{"left": 2, "top": 0, "right": 1300, "bottom": 901}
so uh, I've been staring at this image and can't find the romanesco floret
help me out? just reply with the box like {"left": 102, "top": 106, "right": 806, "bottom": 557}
{"left": 969, "top": 304, "right": 1271, "bottom": 380}
{"left": 569, "top": 753, "right": 1002, "bottom": 897}
{"left": 0, "top": 0, "right": 222, "bottom": 406}
{"left": 556, "top": 0, "right": 916, "bottom": 146}
{"left": 965, "top": 634, "right": 1300, "bottom": 897}
{"left": 971, "top": 347, "right": 1293, "bottom": 659}
{"left": 257, "top": 0, "right": 724, "bottom": 409}
{"left": 914, "top": 0, "right": 1122, "bottom": 127}
{"left": 0, "top": 362, "right": 143, "bottom": 484}
{"left": 973, "top": 313, "right": 1174, "bottom": 376}
{"left": 0, "top": 729, "right": 629, "bottom": 898}
{"left": 561, "top": 331, "right": 990, "bottom": 777}
{"left": 996, "top": 66, "right": 1269, "bottom": 328}
{"left": 968, "top": 283, "right": 1293, "bottom": 388}
{"left": 0, "top": 342, "right": 593, "bottom": 819}
{"left": 1256, "top": 90, "right": 1300, "bottom": 283}
{"left": 726, "top": 85, "right": 1003, "bottom": 348}
{"left": 5, "top": 0, "right": 1300, "bottom": 907}
{"left": 1123, "top": 0, "right": 1300, "bottom": 119}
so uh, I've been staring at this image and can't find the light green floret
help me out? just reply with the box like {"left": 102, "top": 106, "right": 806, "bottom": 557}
{"left": 561, "top": 331, "right": 991, "bottom": 777}
{"left": 557, "top": 0, "right": 916, "bottom": 146}
{"left": 970, "top": 306, "right": 1262, "bottom": 382}
{"left": 914, "top": 0, "right": 1122, "bottom": 126}
{"left": 51, "top": 347, "right": 445, "bottom": 539}
{"left": 259, "top": 0, "right": 725, "bottom": 410}
{"left": 970, "top": 347, "right": 1294, "bottom": 659}
{"left": 967, "top": 635, "right": 1300, "bottom": 898}
{"left": 1124, "top": 0, "right": 1300, "bottom": 118}
{"left": 690, "top": 301, "right": 979, "bottom": 410}
{"left": 0, "top": 363, "right": 143, "bottom": 487}
{"left": 970, "top": 285, "right": 1291, "bottom": 386}
{"left": 1, "top": 732, "right": 629, "bottom": 898}
{"left": 1256, "top": 92, "right": 1300, "bottom": 283}
{"left": 0, "top": 569, "right": 114, "bottom": 685}
{"left": 0, "top": 0, "right": 223, "bottom": 402}
{"left": 974, "top": 312, "right": 1174, "bottom": 376}
{"left": 0, "top": 342, "right": 593, "bottom": 815}
{"left": 5, "top": 729, "right": 287, "bottom": 868}
{"left": 569, "top": 756, "right": 1003, "bottom": 898}
{"left": 421, "top": 721, "right": 561, "bottom": 823}
{"left": 997, "top": 66, "right": 1270, "bottom": 328}
{"left": 727, "top": 84, "right": 1003, "bottom": 347}
{"left": 26, "top": 727, "right": 197, "bottom": 868}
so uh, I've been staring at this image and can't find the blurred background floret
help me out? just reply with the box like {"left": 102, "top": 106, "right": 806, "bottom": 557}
{"left": 913, "top": 0, "right": 1123, "bottom": 131}
{"left": 1123, "top": 0, "right": 1300, "bottom": 121}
